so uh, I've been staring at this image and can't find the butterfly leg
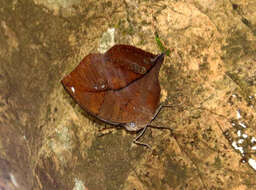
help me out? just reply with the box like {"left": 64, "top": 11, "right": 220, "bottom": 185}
{"left": 133, "top": 126, "right": 151, "bottom": 149}
{"left": 151, "top": 104, "right": 177, "bottom": 122}
{"left": 132, "top": 104, "right": 176, "bottom": 148}
{"left": 133, "top": 124, "right": 173, "bottom": 149}
{"left": 147, "top": 124, "right": 173, "bottom": 133}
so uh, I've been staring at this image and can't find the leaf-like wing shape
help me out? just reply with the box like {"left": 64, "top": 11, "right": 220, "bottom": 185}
{"left": 61, "top": 45, "right": 165, "bottom": 131}
{"left": 61, "top": 45, "right": 158, "bottom": 92}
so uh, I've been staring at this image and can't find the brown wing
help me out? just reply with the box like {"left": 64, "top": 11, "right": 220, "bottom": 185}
{"left": 61, "top": 45, "right": 156, "bottom": 93}
{"left": 96, "top": 53, "right": 165, "bottom": 130}
{"left": 61, "top": 45, "right": 165, "bottom": 130}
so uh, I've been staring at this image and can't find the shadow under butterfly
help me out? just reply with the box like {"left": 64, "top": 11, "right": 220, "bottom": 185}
{"left": 61, "top": 44, "right": 172, "bottom": 148}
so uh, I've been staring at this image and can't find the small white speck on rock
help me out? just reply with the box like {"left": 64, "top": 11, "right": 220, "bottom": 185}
{"left": 236, "top": 110, "right": 241, "bottom": 119}
{"left": 248, "top": 159, "right": 256, "bottom": 171}
{"left": 10, "top": 173, "right": 19, "bottom": 187}
{"left": 71, "top": 86, "right": 75, "bottom": 93}
{"left": 238, "top": 122, "right": 247, "bottom": 129}
{"left": 73, "top": 178, "right": 86, "bottom": 190}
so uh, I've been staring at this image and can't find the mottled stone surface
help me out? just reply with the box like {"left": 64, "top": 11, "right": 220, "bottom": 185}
{"left": 0, "top": 0, "right": 256, "bottom": 189}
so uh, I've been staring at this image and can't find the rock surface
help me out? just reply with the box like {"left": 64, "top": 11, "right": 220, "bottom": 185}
{"left": 0, "top": 0, "right": 256, "bottom": 189}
